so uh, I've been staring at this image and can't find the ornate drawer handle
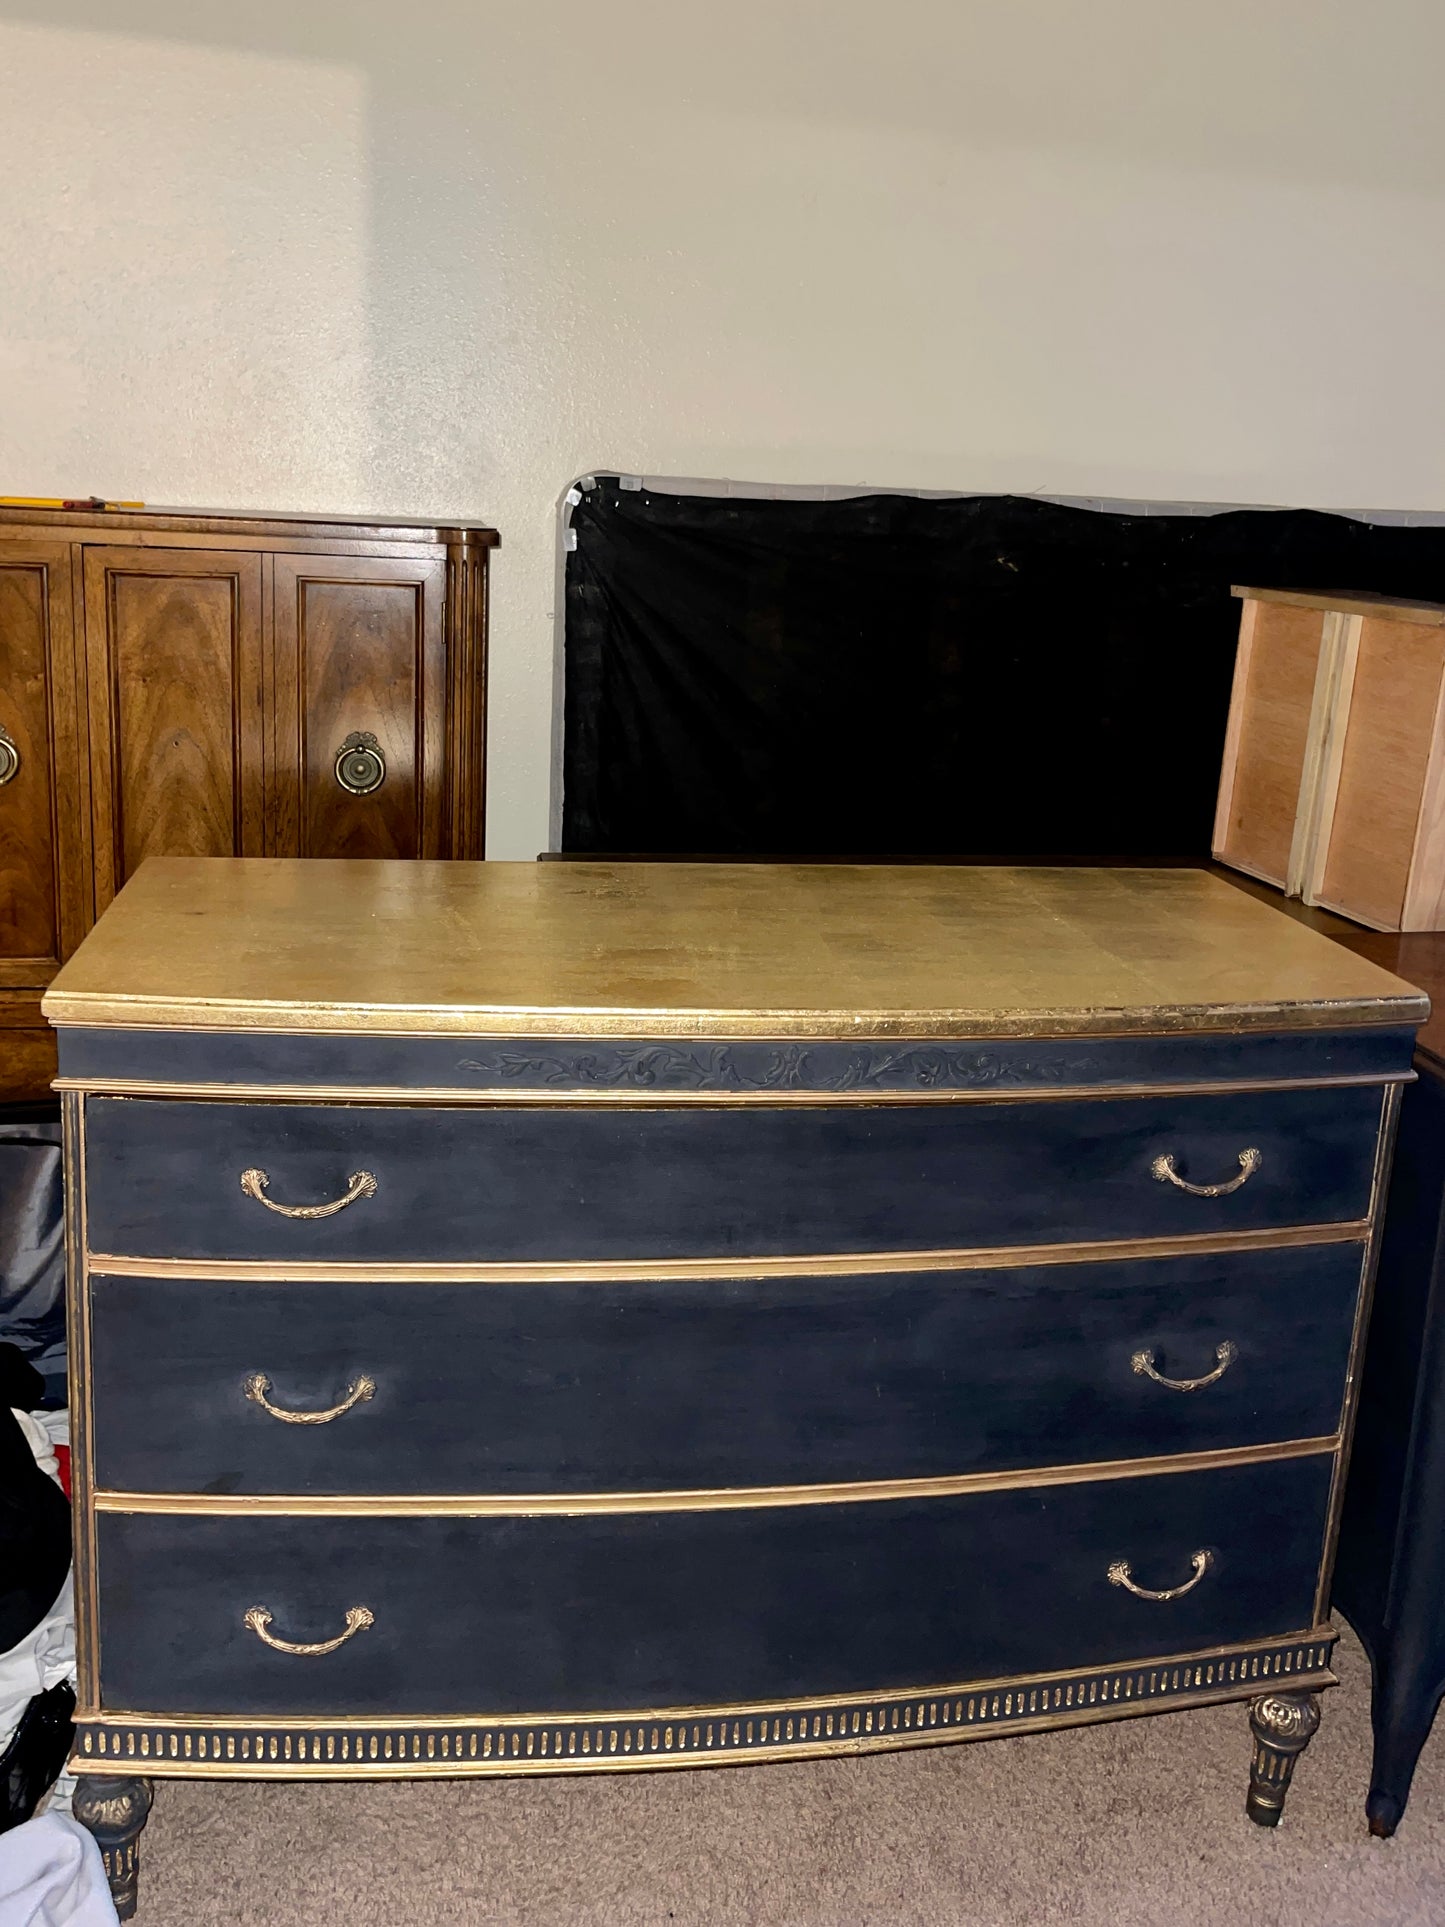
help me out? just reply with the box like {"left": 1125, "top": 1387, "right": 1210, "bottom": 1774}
{"left": 243, "top": 1372, "right": 376, "bottom": 1425}
{"left": 240, "top": 1168, "right": 377, "bottom": 1219}
{"left": 1107, "top": 1550, "right": 1213, "bottom": 1602}
{"left": 1151, "top": 1147, "right": 1261, "bottom": 1197}
{"left": 1131, "top": 1341, "right": 1238, "bottom": 1393}
{"left": 335, "top": 731, "right": 386, "bottom": 795}
{"left": 244, "top": 1605, "right": 374, "bottom": 1657}
{"left": 0, "top": 725, "right": 18, "bottom": 786}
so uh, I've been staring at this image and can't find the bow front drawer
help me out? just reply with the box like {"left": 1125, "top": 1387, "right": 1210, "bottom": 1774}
{"left": 89, "top": 1243, "right": 1362, "bottom": 1496}
{"left": 92, "top": 1454, "right": 1333, "bottom": 1718}
{"left": 80, "top": 1086, "right": 1385, "bottom": 1265}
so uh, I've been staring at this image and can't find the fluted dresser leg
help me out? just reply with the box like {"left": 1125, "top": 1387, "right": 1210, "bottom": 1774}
{"left": 1246, "top": 1692, "right": 1322, "bottom": 1827}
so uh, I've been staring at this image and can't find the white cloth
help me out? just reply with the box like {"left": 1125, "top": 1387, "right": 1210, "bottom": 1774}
{"left": 0, "top": 1815, "right": 118, "bottom": 1926}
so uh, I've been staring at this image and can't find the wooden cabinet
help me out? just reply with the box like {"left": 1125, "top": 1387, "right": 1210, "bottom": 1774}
{"left": 82, "top": 547, "right": 268, "bottom": 908}
{"left": 1214, "top": 586, "right": 1445, "bottom": 932}
{"left": 272, "top": 553, "right": 448, "bottom": 861}
{"left": 0, "top": 507, "right": 494, "bottom": 1100}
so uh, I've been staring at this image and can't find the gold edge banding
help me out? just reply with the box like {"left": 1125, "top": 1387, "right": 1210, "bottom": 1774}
{"left": 92, "top": 1434, "right": 1339, "bottom": 1518}
{"left": 1312, "top": 1081, "right": 1404, "bottom": 1624}
{"left": 48, "top": 1070, "right": 1415, "bottom": 1106}
{"left": 44, "top": 995, "right": 1427, "bottom": 1038}
{"left": 83, "top": 1220, "right": 1370, "bottom": 1286}
{"left": 63, "top": 1095, "right": 101, "bottom": 1714}
{"left": 85, "top": 1624, "right": 1337, "bottom": 1729}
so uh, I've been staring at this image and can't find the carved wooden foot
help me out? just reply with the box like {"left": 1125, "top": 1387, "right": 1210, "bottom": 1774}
{"left": 73, "top": 1775, "right": 154, "bottom": 1919}
{"left": 1246, "top": 1691, "right": 1321, "bottom": 1827}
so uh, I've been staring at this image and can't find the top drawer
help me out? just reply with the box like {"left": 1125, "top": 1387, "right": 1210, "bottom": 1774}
{"left": 81, "top": 1085, "right": 1385, "bottom": 1265}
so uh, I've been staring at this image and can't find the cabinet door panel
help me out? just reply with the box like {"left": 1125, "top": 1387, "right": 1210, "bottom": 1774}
{"left": 273, "top": 555, "right": 446, "bottom": 860}
{"left": 83, "top": 548, "right": 264, "bottom": 912}
{"left": 0, "top": 544, "right": 83, "bottom": 980}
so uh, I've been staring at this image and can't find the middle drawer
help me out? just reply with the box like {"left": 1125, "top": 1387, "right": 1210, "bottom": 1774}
{"left": 89, "top": 1243, "right": 1362, "bottom": 1496}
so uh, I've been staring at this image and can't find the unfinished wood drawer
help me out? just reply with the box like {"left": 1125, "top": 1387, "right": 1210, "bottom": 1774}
{"left": 1214, "top": 586, "right": 1445, "bottom": 931}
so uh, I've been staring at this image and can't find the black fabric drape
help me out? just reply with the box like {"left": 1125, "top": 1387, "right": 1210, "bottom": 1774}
{"left": 0, "top": 1119, "right": 65, "bottom": 1407}
{"left": 563, "top": 487, "right": 1445, "bottom": 859}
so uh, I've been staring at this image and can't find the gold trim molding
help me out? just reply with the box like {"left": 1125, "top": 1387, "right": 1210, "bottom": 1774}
{"left": 84, "top": 1218, "right": 1370, "bottom": 1286}
{"left": 50, "top": 1070, "right": 1413, "bottom": 1107}
{"left": 93, "top": 1433, "right": 1339, "bottom": 1518}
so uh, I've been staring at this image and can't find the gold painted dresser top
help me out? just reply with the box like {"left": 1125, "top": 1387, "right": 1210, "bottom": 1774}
{"left": 41, "top": 858, "right": 1427, "bottom": 1041}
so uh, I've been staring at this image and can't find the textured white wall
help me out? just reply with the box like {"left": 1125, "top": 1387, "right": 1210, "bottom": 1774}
{"left": 2, "top": 2, "right": 1444, "bottom": 855}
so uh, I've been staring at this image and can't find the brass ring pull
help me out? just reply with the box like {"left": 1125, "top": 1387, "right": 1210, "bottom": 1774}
{"left": 244, "top": 1605, "right": 374, "bottom": 1657}
{"left": 1107, "top": 1550, "right": 1213, "bottom": 1602}
{"left": 334, "top": 731, "right": 386, "bottom": 795}
{"left": 1131, "top": 1341, "right": 1238, "bottom": 1393}
{"left": 240, "top": 1168, "right": 377, "bottom": 1219}
{"left": 243, "top": 1372, "right": 376, "bottom": 1425}
{"left": 1151, "top": 1147, "right": 1261, "bottom": 1197}
{"left": 0, "top": 726, "right": 18, "bottom": 787}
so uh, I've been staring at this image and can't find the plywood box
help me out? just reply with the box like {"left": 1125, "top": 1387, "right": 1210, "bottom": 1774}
{"left": 1214, "top": 586, "right": 1445, "bottom": 931}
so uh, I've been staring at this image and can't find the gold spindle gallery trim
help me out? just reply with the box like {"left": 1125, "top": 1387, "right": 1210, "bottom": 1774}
{"left": 71, "top": 1632, "right": 1338, "bottom": 1778}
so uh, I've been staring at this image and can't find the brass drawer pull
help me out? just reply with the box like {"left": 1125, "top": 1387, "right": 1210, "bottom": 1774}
{"left": 335, "top": 731, "right": 386, "bottom": 795}
{"left": 1131, "top": 1341, "right": 1238, "bottom": 1393}
{"left": 240, "top": 1167, "right": 377, "bottom": 1219}
{"left": 1151, "top": 1147, "right": 1261, "bottom": 1197}
{"left": 244, "top": 1606, "right": 374, "bottom": 1657}
{"left": 1107, "top": 1550, "right": 1213, "bottom": 1602}
{"left": 243, "top": 1372, "right": 376, "bottom": 1425}
{"left": 0, "top": 725, "right": 18, "bottom": 786}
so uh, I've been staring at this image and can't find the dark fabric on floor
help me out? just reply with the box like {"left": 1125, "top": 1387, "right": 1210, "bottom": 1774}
{"left": 137, "top": 1623, "right": 1444, "bottom": 1924}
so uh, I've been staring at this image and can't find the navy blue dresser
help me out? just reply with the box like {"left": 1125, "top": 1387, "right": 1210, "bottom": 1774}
{"left": 43, "top": 859, "right": 1426, "bottom": 1915}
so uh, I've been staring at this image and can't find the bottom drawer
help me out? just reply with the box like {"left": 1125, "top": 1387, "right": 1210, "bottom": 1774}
{"left": 96, "top": 1455, "right": 1332, "bottom": 1717}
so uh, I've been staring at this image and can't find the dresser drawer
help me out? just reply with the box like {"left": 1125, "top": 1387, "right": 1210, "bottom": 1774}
{"left": 90, "top": 1244, "right": 1362, "bottom": 1497}
{"left": 94, "top": 1455, "right": 1332, "bottom": 1716}
{"left": 81, "top": 1086, "right": 1384, "bottom": 1263}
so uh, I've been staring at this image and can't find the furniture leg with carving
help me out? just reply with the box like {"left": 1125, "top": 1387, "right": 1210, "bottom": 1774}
{"left": 1246, "top": 1692, "right": 1321, "bottom": 1826}
{"left": 72, "top": 1775, "right": 153, "bottom": 1919}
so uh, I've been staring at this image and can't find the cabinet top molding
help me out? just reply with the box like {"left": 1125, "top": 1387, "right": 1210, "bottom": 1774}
{"left": 42, "top": 858, "right": 1427, "bottom": 1040}
{"left": 0, "top": 505, "right": 498, "bottom": 549}
{"left": 1232, "top": 585, "right": 1445, "bottom": 627}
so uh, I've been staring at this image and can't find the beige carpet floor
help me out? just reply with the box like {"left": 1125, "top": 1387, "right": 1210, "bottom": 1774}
{"left": 134, "top": 1624, "right": 1445, "bottom": 1926}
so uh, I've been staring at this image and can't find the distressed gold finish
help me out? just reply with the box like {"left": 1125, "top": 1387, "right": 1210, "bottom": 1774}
{"left": 1151, "top": 1147, "right": 1261, "bottom": 1197}
{"left": 83, "top": 1218, "right": 1371, "bottom": 1287}
{"left": 41, "top": 859, "right": 1426, "bottom": 1038}
{"left": 69, "top": 1628, "right": 1338, "bottom": 1783}
{"left": 1131, "top": 1342, "right": 1238, "bottom": 1393}
{"left": 243, "top": 1373, "right": 376, "bottom": 1425}
{"left": 244, "top": 1606, "right": 374, "bottom": 1656}
{"left": 62, "top": 1094, "right": 100, "bottom": 1713}
{"left": 46, "top": 1069, "right": 1416, "bottom": 1106}
{"left": 83, "top": 1624, "right": 1338, "bottom": 1731}
{"left": 239, "top": 1167, "right": 377, "bottom": 1220}
{"left": 1107, "top": 1550, "right": 1213, "bottom": 1601}
{"left": 91, "top": 1433, "right": 1338, "bottom": 1518}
